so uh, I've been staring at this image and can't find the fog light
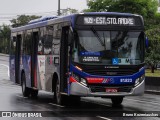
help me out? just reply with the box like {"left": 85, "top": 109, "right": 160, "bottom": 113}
{"left": 135, "top": 74, "right": 145, "bottom": 86}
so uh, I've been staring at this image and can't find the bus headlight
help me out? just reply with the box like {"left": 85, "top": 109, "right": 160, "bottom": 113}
{"left": 135, "top": 74, "right": 145, "bottom": 86}
{"left": 72, "top": 73, "right": 87, "bottom": 86}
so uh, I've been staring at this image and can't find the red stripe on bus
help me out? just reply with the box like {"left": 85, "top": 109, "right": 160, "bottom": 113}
{"left": 86, "top": 77, "right": 104, "bottom": 84}
{"left": 34, "top": 67, "right": 37, "bottom": 88}
{"left": 70, "top": 76, "right": 77, "bottom": 83}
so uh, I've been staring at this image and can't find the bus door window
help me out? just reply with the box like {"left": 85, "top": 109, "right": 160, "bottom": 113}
{"left": 38, "top": 28, "right": 44, "bottom": 55}
{"left": 24, "top": 30, "right": 32, "bottom": 55}
{"left": 72, "top": 31, "right": 79, "bottom": 63}
{"left": 44, "top": 26, "right": 53, "bottom": 55}
{"left": 11, "top": 36, "right": 17, "bottom": 55}
{"left": 52, "top": 24, "right": 61, "bottom": 55}
{"left": 68, "top": 29, "right": 74, "bottom": 65}
{"left": 10, "top": 35, "right": 17, "bottom": 83}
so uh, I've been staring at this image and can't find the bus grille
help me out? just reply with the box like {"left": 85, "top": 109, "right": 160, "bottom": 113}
{"left": 78, "top": 65, "right": 138, "bottom": 76}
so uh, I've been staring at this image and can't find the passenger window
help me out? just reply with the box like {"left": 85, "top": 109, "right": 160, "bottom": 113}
{"left": 38, "top": 28, "right": 44, "bottom": 55}
{"left": 44, "top": 26, "right": 53, "bottom": 55}
{"left": 24, "top": 30, "right": 32, "bottom": 55}
{"left": 52, "top": 24, "right": 61, "bottom": 55}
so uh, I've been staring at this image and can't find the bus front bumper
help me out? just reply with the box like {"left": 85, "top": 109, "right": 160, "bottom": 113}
{"left": 69, "top": 80, "right": 145, "bottom": 97}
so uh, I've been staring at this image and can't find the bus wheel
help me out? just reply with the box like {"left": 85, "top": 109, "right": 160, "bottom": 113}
{"left": 54, "top": 80, "right": 65, "bottom": 105}
{"left": 111, "top": 97, "right": 123, "bottom": 106}
{"left": 31, "top": 89, "right": 38, "bottom": 98}
{"left": 22, "top": 73, "right": 30, "bottom": 97}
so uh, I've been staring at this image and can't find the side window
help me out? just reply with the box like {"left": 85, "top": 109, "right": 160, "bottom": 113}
{"left": 44, "top": 26, "right": 53, "bottom": 55}
{"left": 38, "top": 28, "right": 44, "bottom": 55}
{"left": 24, "top": 30, "right": 32, "bottom": 55}
{"left": 52, "top": 24, "right": 61, "bottom": 55}
{"left": 10, "top": 36, "right": 16, "bottom": 55}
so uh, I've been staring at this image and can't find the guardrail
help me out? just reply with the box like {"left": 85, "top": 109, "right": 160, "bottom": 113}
{"left": 145, "top": 77, "right": 160, "bottom": 94}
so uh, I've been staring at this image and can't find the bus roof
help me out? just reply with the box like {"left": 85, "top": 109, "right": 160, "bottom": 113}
{"left": 11, "top": 12, "right": 142, "bottom": 33}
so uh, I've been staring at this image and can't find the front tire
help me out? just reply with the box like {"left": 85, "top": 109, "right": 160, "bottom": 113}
{"left": 54, "top": 79, "right": 81, "bottom": 105}
{"left": 111, "top": 97, "right": 124, "bottom": 106}
{"left": 54, "top": 79, "right": 65, "bottom": 105}
{"left": 22, "top": 73, "right": 30, "bottom": 97}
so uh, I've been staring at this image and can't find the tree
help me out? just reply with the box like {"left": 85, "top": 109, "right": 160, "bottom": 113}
{"left": 145, "top": 13, "right": 160, "bottom": 30}
{"left": 61, "top": 8, "right": 78, "bottom": 16}
{"left": 86, "top": 0, "right": 158, "bottom": 18}
{"left": 145, "top": 26, "right": 160, "bottom": 73}
{"left": 0, "top": 25, "right": 11, "bottom": 53}
{"left": 10, "top": 15, "right": 41, "bottom": 28}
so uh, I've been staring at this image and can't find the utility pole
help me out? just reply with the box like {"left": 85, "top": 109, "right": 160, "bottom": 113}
{"left": 58, "top": 0, "right": 61, "bottom": 16}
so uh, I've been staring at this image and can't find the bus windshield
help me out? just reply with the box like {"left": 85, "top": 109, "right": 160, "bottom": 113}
{"left": 72, "top": 30, "right": 144, "bottom": 65}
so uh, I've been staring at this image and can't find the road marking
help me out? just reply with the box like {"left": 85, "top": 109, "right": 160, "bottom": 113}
{"left": 125, "top": 98, "right": 160, "bottom": 106}
{"left": 49, "top": 103, "right": 65, "bottom": 108}
{"left": 16, "top": 95, "right": 54, "bottom": 111}
{"left": 16, "top": 95, "right": 28, "bottom": 99}
{"left": 0, "top": 64, "right": 9, "bottom": 77}
{"left": 82, "top": 99, "right": 111, "bottom": 107}
{"left": 97, "top": 116, "right": 112, "bottom": 120}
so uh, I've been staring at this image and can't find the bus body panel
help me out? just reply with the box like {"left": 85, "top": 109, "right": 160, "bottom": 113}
{"left": 21, "top": 55, "right": 32, "bottom": 87}
{"left": 37, "top": 55, "right": 60, "bottom": 92}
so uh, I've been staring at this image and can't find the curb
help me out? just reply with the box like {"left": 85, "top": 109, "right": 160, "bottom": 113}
{"left": 145, "top": 90, "right": 160, "bottom": 95}
{"left": 0, "top": 53, "right": 9, "bottom": 57}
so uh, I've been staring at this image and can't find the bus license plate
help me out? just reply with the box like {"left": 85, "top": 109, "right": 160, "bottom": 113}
{"left": 106, "top": 88, "right": 117, "bottom": 93}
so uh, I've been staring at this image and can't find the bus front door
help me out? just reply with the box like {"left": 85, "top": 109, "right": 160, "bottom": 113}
{"left": 60, "top": 26, "right": 70, "bottom": 93}
{"left": 15, "top": 35, "right": 21, "bottom": 84}
{"left": 31, "top": 32, "right": 39, "bottom": 88}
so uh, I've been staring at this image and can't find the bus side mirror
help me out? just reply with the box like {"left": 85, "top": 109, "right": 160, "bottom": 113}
{"left": 145, "top": 37, "right": 149, "bottom": 48}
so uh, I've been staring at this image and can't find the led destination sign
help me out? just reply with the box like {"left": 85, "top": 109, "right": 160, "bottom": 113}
{"left": 84, "top": 17, "right": 135, "bottom": 25}
{"left": 76, "top": 16, "right": 143, "bottom": 26}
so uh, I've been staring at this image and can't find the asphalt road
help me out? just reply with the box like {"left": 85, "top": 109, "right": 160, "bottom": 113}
{"left": 0, "top": 55, "right": 160, "bottom": 120}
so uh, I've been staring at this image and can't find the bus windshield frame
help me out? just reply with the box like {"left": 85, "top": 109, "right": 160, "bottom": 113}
{"left": 72, "top": 29, "right": 145, "bottom": 66}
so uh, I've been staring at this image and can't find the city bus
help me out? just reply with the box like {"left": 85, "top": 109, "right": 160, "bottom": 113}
{"left": 9, "top": 12, "right": 145, "bottom": 105}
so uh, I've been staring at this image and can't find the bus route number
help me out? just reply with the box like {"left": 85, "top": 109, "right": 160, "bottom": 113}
{"left": 84, "top": 17, "right": 106, "bottom": 24}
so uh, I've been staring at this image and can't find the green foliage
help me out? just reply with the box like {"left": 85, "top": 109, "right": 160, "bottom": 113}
{"left": 0, "top": 25, "right": 11, "bottom": 53}
{"left": 85, "top": 0, "right": 113, "bottom": 12}
{"left": 145, "top": 27, "right": 160, "bottom": 72}
{"left": 145, "top": 13, "right": 160, "bottom": 30}
{"left": 86, "top": 0, "right": 158, "bottom": 18}
{"left": 10, "top": 15, "right": 41, "bottom": 28}
{"left": 61, "top": 8, "right": 78, "bottom": 15}
{"left": 146, "top": 26, "right": 160, "bottom": 41}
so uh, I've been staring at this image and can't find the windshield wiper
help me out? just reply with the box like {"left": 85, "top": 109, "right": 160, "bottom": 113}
{"left": 90, "top": 27, "right": 105, "bottom": 46}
